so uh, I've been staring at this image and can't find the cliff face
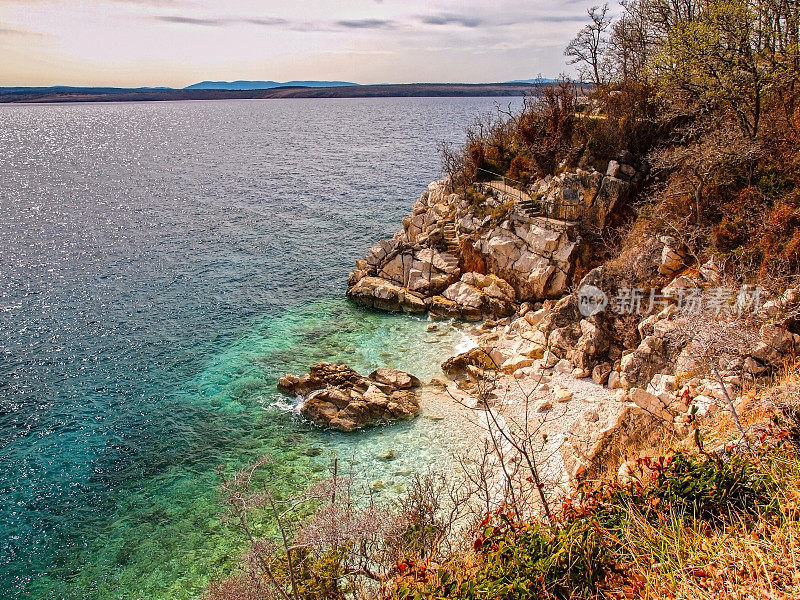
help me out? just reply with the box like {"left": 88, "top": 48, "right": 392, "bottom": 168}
{"left": 347, "top": 159, "right": 800, "bottom": 487}
{"left": 348, "top": 179, "right": 578, "bottom": 320}
{"left": 347, "top": 150, "right": 646, "bottom": 322}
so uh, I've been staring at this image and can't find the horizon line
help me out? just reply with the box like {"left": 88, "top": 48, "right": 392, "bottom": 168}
{"left": 0, "top": 77, "right": 563, "bottom": 90}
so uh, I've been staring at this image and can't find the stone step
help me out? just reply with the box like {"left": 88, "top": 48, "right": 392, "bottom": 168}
{"left": 442, "top": 221, "right": 459, "bottom": 253}
{"left": 530, "top": 216, "right": 580, "bottom": 233}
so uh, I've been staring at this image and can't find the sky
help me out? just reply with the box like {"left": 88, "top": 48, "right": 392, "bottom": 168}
{"left": 0, "top": 0, "right": 595, "bottom": 87}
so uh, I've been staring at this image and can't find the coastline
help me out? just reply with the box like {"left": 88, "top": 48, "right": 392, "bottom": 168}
{"left": 0, "top": 83, "right": 546, "bottom": 104}
{"left": 338, "top": 170, "right": 800, "bottom": 500}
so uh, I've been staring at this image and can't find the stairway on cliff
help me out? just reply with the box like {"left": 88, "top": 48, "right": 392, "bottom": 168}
{"left": 480, "top": 180, "right": 581, "bottom": 237}
{"left": 442, "top": 222, "right": 460, "bottom": 255}
{"left": 516, "top": 196, "right": 542, "bottom": 219}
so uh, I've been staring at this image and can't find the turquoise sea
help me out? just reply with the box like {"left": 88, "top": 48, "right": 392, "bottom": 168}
{"left": 0, "top": 97, "right": 516, "bottom": 599}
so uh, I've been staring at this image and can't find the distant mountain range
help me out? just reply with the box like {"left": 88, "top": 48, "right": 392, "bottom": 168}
{"left": 184, "top": 80, "right": 357, "bottom": 90}
{"left": 0, "top": 81, "right": 567, "bottom": 104}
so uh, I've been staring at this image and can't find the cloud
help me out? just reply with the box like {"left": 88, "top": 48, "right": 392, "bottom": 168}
{"left": 335, "top": 19, "right": 396, "bottom": 30}
{"left": 419, "top": 13, "right": 482, "bottom": 28}
{"left": 152, "top": 15, "right": 288, "bottom": 27}
{"left": 153, "top": 15, "right": 228, "bottom": 26}
{"left": 418, "top": 9, "right": 588, "bottom": 29}
{"left": 0, "top": 23, "right": 41, "bottom": 36}
{"left": 151, "top": 14, "right": 396, "bottom": 32}
{"left": 535, "top": 14, "right": 590, "bottom": 23}
{"left": 243, "top": 17, "right": 288, "bottom": 26}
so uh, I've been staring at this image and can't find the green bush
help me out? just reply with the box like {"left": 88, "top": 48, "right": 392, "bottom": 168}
{"left": 642, "top": 452, "right": 776, "bottom": 523}
{"left": 392, "top": 448, "right": 780, "bottom": 600}
{"left": 395, "top": 512, "right": 612, "bottom": 600}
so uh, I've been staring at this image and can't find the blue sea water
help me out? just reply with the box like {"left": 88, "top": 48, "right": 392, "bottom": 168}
{"left": 0, "top": 97, "right": 517, "bottom": 599}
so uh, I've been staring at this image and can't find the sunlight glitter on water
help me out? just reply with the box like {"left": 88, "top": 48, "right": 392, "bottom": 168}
{"left": 0, "top": 96, "right": 519, "bottom": 599}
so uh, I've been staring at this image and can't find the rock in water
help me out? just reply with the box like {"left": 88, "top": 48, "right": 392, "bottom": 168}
{"left": 369, "top": 367, "right": 421, "bottom": 389}
{"left": 277, "top": 362, "right": 421, "bottom": 431}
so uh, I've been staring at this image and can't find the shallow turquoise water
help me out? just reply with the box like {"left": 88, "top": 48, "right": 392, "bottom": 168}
{"left": 0, "top": 98, "right": 515, "bottom": 599}
{"left": 21, "top": 300, "right": 469, "bottom": 600}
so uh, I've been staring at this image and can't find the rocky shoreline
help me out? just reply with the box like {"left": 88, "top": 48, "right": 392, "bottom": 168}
{"left": 281, "top": 163, "right": 800, "bottom": 492}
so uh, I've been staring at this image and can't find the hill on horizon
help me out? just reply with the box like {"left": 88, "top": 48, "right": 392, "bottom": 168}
{"left": 184, "top": 80, "right": 358, "bottom": 90}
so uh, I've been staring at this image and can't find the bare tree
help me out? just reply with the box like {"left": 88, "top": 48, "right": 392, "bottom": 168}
{"left": 566, "top": 4, "right": 613, "bottom": 86}
{"left": 439, "top": 140, "right": 473, "bottom": 197}
{"left": 609, "top": 0, "right": 657, "bottom": 85}
{"left": 215, "top": 457, "right": 299, "bottom": 600}
{"left": 668, "top": 307, "right": 761, "bottom": 445}
{"left": 446, "top": 345, "right": 571, "bottom": 526}
{"left": 648, "top": 120, "right": 759, "bottom": 227}
{"left": 209, "top": 455, "right": 477, "bottom": 600}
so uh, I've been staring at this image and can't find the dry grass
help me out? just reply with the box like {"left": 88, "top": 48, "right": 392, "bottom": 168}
{"left": 626, "top": 450, "right": 800, "bottom": 600}
{"left": 620, "top": 364, "right": 800, "bottom": 600}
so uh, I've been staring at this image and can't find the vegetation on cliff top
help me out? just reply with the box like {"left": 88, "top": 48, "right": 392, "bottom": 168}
{"left": 443, "top": 0, "right": 800, "bottom": 287}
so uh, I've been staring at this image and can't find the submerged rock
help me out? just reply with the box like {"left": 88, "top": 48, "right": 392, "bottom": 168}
{"left": 278, "top": 362, "right": 421, "bottom": 431}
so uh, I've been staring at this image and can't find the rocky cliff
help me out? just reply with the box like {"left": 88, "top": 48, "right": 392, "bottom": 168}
{"left": 345, "top": 156, "right": 800, "bottom": 487}
{"left": 347, "top": 151, "right": 646, "bottom": 319}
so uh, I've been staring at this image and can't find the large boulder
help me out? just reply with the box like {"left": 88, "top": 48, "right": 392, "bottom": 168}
{"left": 568, "top": 318, "right": 610, "bottom": 371}
{"left": 433, "top": 272, "right": 517, "bottom": 320}
{"left": 470, "top": 221, "right": 577, "bottom": 301}
{"left": 627, "top": 387, "right": 680, "bottom": 423}
{"left": 590, "top": 176, "right": 630, "bottom": 230}
{"left": 620, "top": 336, "right": 672, "bottom": 389}
{"left": 429, "top": 294, "right": 482, "bottom": 321}
{"left": 346, "top": 276, "right": 426, "bottom": 314}
{"left": 560, "top": 401, "right": 669, "bottom": 483}
{"left": 658, "top": 236, "right": 687, "bottom": 277}
{"left": 620, "top": 311, "right": 684, "bottom": 389}
{"left": 751, "top": 324, "right": 795, "bottom": 366}
{"left": 278, "top": 362, "right": 421, "bottom": 431}
{"left": 441, "top": 347, "right": 497, "bottom": 382}
{"left": 443, "top": 281, "right": 484, "bottom": 309}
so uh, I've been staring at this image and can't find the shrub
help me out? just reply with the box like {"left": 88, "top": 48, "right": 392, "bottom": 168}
{"left": 394, "top": 511, "right": 613, "bottom": 600}
{"left": 391, "top": 443, "right": 786, "bottom": 600}
{"left": 635, "top": 451, "right": 776, "bottom": 524}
